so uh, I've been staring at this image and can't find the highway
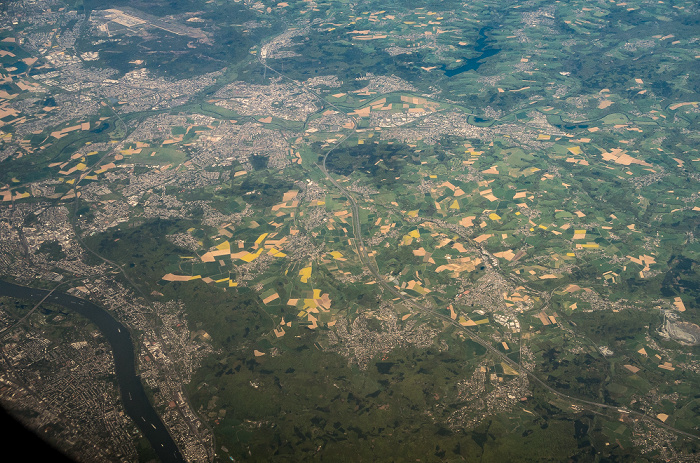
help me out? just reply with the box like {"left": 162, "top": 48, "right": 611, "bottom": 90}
{"left": 258, "top": 47, "right": 700, "bottom": 442}
{"left": 319, "top": 143, "right": 700, "bottom": 441}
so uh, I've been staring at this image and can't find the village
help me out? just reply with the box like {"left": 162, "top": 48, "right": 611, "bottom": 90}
{"left": 0, "top": 0, "right": 699, "bottom": 461}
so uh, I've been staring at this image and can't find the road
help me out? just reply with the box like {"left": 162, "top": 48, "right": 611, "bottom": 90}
{"left": 257, "top": 46, "right": 700, "bottom": 442}
{"left": 0, "top": 280, "right": 66, "bottom": 338}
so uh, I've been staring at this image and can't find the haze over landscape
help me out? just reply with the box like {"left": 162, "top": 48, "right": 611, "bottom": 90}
{"left": 0, "top": 0, "right": 699, "bottom": 461}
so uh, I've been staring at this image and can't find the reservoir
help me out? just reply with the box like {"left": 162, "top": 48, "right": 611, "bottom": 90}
{"left": 442, "top": 27, "right": 501, "bottom": 77}
{"left": 0, "top": 279, "right": 185, "bottom": 463}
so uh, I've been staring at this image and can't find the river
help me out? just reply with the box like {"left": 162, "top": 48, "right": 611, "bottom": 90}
{"left": 0, "top": 279, "right": 185, "bottom": 463}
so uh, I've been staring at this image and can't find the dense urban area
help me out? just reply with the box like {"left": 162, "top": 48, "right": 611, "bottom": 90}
{"left": 0, "top": 0, "right": 699, "bottom": 461}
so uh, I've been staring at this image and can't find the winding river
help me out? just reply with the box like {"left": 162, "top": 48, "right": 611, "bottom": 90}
{"left": 0, "top": 279, "right": 185, "bottom": 463}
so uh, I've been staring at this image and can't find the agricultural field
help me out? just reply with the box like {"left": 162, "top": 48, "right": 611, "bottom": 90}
{"left": 0, "top": 0, "right": 699, "bottom": 462}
